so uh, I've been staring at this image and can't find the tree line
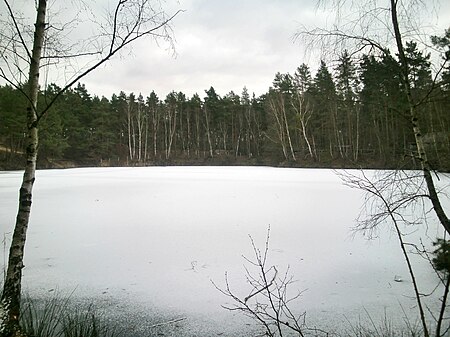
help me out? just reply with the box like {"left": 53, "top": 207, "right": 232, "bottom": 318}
{"left": 1, "top": 38, "right": 449, "bottom": 171}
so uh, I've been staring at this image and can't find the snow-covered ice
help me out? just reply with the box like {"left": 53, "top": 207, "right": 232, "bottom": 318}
{"left": 0, "top": 166, "right": 447, "bottom": 335}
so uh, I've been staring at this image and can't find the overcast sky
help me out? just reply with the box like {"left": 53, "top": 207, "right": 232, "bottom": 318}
{"left": 5, "top": 0, "right": 450, "bottom": 100}
{"left": 79, "top": 0, "right": 325, "bottom": 99}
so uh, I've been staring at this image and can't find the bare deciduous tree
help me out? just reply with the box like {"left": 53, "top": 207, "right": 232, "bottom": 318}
{"left": 295, "top": 0, "right": 449, "bottom": 234}
{"left": 339, "top": 169, "right": 450, "bottom": 337}
{"left": 295, "top": 3, "right": 450, "bottom": 335}
{"left": 213, "top": 228, "right": 328, "bottom": 337}
{"left": 267, "top": 90, "right": 296, "bottom": 162}
{"left": 0, "top": 1, "right": 181, "bottom": 335}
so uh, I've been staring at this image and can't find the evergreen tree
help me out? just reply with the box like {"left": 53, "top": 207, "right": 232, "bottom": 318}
{"left": 146, "top": 91, "right": 161, "bottom": 159}
{"left": 204, "top": 87, "right": 222, "bottom": 156}
{"left": 431, "top": 29, "right": 450, "bottom": 90}
{"left": 62, "top": 84, "right": 95, "bottom": 162}
{"left": 222, "top": 91, "right": 241, "bottom": 157}
{"left": 293, "top": 64, "right": 312, "bottom": 93}
{"left": 335, "top": 50, "right": 359, "bottom": 159}
{"left": 266, "top": 73, "right": 296, "bottom": 161}
{"left": 292, "top": 64, "right": 315, "bottom": 159}
{"left": 310, "top": 60, "right": 338, "bottom": 159}
{"left": 0, "top": 85, "right": 27, "bottom": 166}
{"left": 186, "top": 93, "right": 203, "bottom": 157}
{"left": 163, "top": 91, "right": 178, "bottom": 159}
{"left": 335, "top": 50, "right": 358, "bottom": 103}
{"left": 90, "top": 95, "right": 119, "bottom": 164}
{"left": 37, "top": 88, "right": 69, "bottom": 162}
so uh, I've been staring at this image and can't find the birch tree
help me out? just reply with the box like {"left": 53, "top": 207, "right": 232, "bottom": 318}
{"left": 292, "top": 64, "right": 315, "bottom": 159}
{"left": 296, "top": 1, "right": 450, "bottom": 335}
{"left": 309, "top": 61, "right": 338, "bottom": 159}
{"left": 147, "top": 91, "right": 161, "bottom": 159}
{"left": 296, "top": 0, "right": 449, "bottom": 233}
{"left": 335, "top": 50, "right": 359, "bottom": 160}
{"left": 241, "top": 87, "right": 253, "bottom": 158}
{"left": 189, "top": 94, "right": 203, "bottom": 158}
{"left": 268, "top": 73, "right": 296, "bottom": 161}
{"left": 163, "top": 91, "right": 178, "bottom": 160}
{"left": 0, "top": 1, "right": 181, "bottom": 335}
{"left": 389, "top": 2, "right": 450, "bottom": 234}
{"left": 204, "top": 87, "right": 220, "bottom": 157}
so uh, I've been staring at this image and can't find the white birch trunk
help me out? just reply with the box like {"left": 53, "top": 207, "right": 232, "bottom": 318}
{"left": 0, "top": 1, "right": 46, "bottom": 335}
{"left": 390, "top": 0, "right": 450, "bottom": 235}
{"left": 204, "top": 106, "right": 213, "bottom": 157}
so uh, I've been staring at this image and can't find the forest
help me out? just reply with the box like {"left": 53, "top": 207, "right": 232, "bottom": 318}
{"left": 1, "top": 40, "right": 449, "bottom": 171}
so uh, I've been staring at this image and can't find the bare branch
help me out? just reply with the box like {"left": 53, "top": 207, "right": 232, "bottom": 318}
{"left": 213, "top": 228, "right": 329, "bottom": 336}
{"left": 41, "top": 51, "right": 102, "bottom": 60}
{"left": 36, "top": 6, "right": 182, "bottom": 123}
{"left": 338, "top": 168, "right": 450, "bottom": 337}
{"left": 2, "top": 0, "right": 32, "bottom": 60}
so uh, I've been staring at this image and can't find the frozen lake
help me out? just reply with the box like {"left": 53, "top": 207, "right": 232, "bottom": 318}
{"left": 0, "top": 166, "right": 447, "bottom": 335}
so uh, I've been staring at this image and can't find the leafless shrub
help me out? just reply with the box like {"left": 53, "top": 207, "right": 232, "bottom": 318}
{"left": 338, "top": 169, "right": 450, "bottom": 337}
{"left": 213, "top": 227, "right": 328, "bottom": 337}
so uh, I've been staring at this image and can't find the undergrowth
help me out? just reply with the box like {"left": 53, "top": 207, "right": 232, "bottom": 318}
{"left": 15, "top": 291, "right": 429, "bottom": 337}
{"left": 19, "top": 293, "right": 120, "bottom": 337}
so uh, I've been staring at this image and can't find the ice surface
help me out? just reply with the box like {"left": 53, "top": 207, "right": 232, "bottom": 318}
{"left": 0, "top": 167, "right": 447, "bottom": 335}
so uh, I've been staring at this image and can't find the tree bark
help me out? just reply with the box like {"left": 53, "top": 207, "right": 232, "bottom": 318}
{"left": 152, "top": 106, "right": 159, "bottom": 158}
{"left": 244, "top": 106, "right": 252, "bottom": 157}
{"left": 136, "top": 101, "right": 143, "bottom": 162}
{"left": 167, "top": 107, "right": 176, "bottom": 159}
{"left": 354, "top": 105, "right": 360, "bottom": 161}
{"left": 127, "top": 101, "right": 134, "bottom": 161}
{"left": 283, "top": 99, "right": 296, "bottom": 161}
{"left": 204, "top": 106, "right": 213, "bottom": 157}
{"left": 195, "top": 106, "right": 200, "bottom": 157}
{"left": 186, "top": 109, "right": 191, "bottom": 157}
{"left": 268, "top": 95, "right": 288, "bottom": 160}
{"left": 144, "top": 115, "right": 148, "bottom": 162}
{"left": 0, "top": 1, "right": 46, "bottom": 335}
{"left": 390, "top": 0, "right": 450, "bottom": 235}
{"left": 1, "top": 2, "right": 180, "bottom": 333}
{"left": 293, "top": 91, "right": 314, "bottom": 159}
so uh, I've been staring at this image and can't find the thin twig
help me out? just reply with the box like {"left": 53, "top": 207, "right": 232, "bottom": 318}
{"left": 149, "top": 317, "right": 186, "bottom": 328}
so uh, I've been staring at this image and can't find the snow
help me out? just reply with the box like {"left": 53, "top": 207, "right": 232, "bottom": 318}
{"left": 0, "top": 166, "right": 447, "bottom": 335}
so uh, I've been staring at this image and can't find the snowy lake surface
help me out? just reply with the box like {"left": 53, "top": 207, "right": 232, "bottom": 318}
{"left": 0, "top": 166, "right": 448, "bottom": 335}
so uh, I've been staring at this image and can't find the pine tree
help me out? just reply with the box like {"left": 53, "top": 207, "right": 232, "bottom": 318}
{"left": 335, "top": 50, "right": 359, "bottom": 159}
{"left": 310, "top": 60, "right": 338, "bottom": 159}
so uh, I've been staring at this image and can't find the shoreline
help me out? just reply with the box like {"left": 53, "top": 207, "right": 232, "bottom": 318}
{"left": 21, "top": 288, "right": 429, "bottom": 337}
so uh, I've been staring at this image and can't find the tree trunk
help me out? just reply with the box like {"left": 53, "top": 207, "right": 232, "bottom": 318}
{"left": 127, "top": 102, "right": 134, "bottom": 161}
{"left": 390, "top": 0, "right": 450, "bottom": 236}
{"left": 235, "top": 131, "right": 241, "bottom": 157}
{"left": 354, "top": 105, "right": 360, "bottom": 161}
{"left": 186, "top": 109, "right": 191, "bottom": 157}
{"left": 144, "top": 116, "right": 148, "bottom": 162}
{"left": 0, "top": 1, "right": 46, "bottom": 335}
{"left": 282, "top": 100, "right": 296, "bottom": 162}
{"left": 167, "top": 108, "right": 177, "bottom": 159}
{"left": 269, "top": 95, "right": 288, "bottom": 160}
{"left": 131, "top": 116, "right": 136, "bottom": 161}
{"left": 195, "top": 107, "right": 200, "bottom": 157}
{"left": 152, "top": 107, "right": 159, "bottom": 158}
{"left": 136, "top": 103, "right": 143, "bottom": 162}
{"left": 204, "top": 106, "right": 213, "bottom": 157}
{"left": 300, "top": 117, "right": 313, "bottom": 159}
{"left": 293, "top": 92, "right": 314, "bottom": 159}
{"left": 245, "top": 106, "right": 252, "bottom": 157}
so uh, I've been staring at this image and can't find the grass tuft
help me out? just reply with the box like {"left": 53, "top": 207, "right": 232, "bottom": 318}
{"left": 343, "top": 308, "right": 423, "bottom": 337}
{"left": 62, "top": 304, "right": 119, "bottom": 337}
{"left": 19, "top": 292, "right": 120, "bottom": 337}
